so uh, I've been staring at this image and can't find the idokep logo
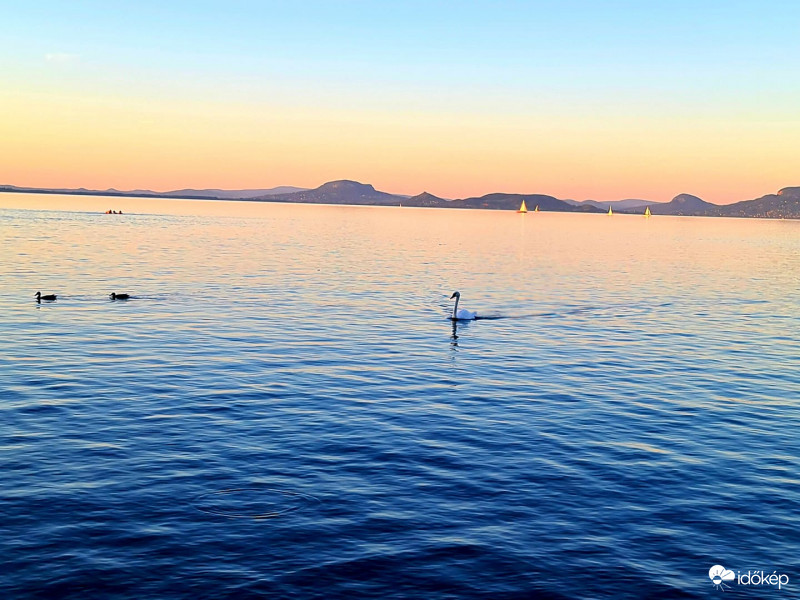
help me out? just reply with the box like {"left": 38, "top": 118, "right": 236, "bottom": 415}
{"left": 709, "top": 565, "right": 735, "bottom": 590}
{"left": 709, "top": 564, "right": 790, "bottom": 592}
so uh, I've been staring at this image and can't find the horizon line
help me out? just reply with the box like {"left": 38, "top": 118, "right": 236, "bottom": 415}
{"left": 3, "top": 180, "right": 796, "bottom": 206}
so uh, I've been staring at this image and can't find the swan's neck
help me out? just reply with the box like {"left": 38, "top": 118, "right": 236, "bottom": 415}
{"left": 452, "top": 295, "right": 459, "bottom": 319}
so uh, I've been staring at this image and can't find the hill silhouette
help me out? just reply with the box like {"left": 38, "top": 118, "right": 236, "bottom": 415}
{"left": 453, "top": 193, "right": 596, "bottom": 212}
{"left": 648, "top": 193, "right": 718, "bottom": 216}
{"left": 257, "top": 180, "right": 402, "bottom": 205}
{"left": 1, "top": 182, "right": 798, "bottom": 218}
{"left": 718, "top": 188, "right": 800, "bottom": 219}
{"left": 403, "top": 192, "right": 449, "bottom": 207}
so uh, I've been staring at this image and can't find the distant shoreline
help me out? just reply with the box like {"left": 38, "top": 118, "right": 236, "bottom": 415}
{"left": 0, "top": 187, "right": 226, "bottom": 202}
{"left": 2, "top": 182, "right": 798, "bottom": 219}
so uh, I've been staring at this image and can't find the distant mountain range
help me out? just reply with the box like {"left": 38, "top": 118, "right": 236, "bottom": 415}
{"left": 2, "top": 181, "right": 798, "bottom": 219}
{"left": 156, "top": 186, "right": 308, "bottom": 199}
{"left": 619, "top": 188, "right": 800, "bottom": 218}
{"left": 0, "top": 184, "right": 307, "bottom": 200}
{"left": 257, "top": 181, "right": 596, "bottom": 213}
{"left": 564, "top": 198, "right": 654, "bottom": 210}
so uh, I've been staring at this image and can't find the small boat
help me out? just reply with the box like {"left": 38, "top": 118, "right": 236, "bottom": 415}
{"left": 534, "top": 205, "right": 539, "bottom": 212}
{"left": 517, "top": 200, "right": 528, "bottom": 213}
{"left": 644, "top": 206, "right": 651, "bottom": 217}
{"left": 607, "top": 206, "right": 613, "bottom": 215}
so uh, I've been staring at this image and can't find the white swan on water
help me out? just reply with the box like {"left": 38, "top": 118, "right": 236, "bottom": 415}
{"left": 450, "top": 291, "right": 477, "bottom": 321}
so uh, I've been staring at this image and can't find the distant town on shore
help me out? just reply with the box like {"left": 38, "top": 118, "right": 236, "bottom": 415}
{"left": 2, "top": 181, "right": 799, "bottom": 219}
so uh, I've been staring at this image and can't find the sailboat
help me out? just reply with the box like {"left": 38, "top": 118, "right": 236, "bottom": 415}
{"left": 534, "top": 205, "right": 540, "bottom": 212}
{"left": 607, "top": 206, "right": 613, "bottom": 215}
{"left": 517, "top": 200, "right": 528, "bottom": 213}
{"left": 644, "top": 206, "right": 651, "bottom": 217}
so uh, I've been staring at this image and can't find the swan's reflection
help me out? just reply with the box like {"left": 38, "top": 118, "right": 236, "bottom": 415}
{"left": 449, "top": 318, "right": 476, "bottom": 348}
{"left": 450, "top": 319, "right": 459, "bottom": 348}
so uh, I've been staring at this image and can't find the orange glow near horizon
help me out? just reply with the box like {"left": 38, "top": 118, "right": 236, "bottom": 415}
{"left": 1, "top": 89, "right": 798, "bottom": 205}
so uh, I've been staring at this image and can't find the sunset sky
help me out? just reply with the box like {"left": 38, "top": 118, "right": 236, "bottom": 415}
{"left": 2, "top": 1, "right": 798, "bottom": 203}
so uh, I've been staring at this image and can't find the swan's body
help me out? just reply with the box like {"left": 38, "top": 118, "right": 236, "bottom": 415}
{"left": 449, "top": 291, "right": 477, "bottom": 321}
{"left": 109, "top": 292, "right": 130, "bottom": 300}
{"left": 35, "top": 291, "right": 57, "bottom": 302}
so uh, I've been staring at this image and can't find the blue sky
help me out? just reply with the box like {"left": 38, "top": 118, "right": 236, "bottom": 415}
{"left": 7, "top": 1, "right": 798, "bottom": 106}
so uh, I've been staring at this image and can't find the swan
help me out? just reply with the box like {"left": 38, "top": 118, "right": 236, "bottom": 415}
{"left": 109, "top": 292, "right": 130, "bottom": 300}
{"left": 449, "top": 291, "right": 477, "bottom": 321}
{"left": 35, "top": 291, "right": 57, "bottom": 302}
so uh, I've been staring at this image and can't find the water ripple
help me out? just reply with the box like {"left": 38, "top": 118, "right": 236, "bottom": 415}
{"left": 1, "top": 204, "right": 798, "bottom": 599}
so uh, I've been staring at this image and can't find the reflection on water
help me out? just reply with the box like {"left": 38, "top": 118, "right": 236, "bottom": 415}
{"left": 1, "top": 193, "right": 799, "bottom": 599}
{"left": 450, "top": 319, "right": 460, "bottom": 348}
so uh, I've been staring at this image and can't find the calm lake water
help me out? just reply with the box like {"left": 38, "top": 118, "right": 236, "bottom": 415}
{"left": 1, "top": 193, "right": 799, "bottom": 599}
